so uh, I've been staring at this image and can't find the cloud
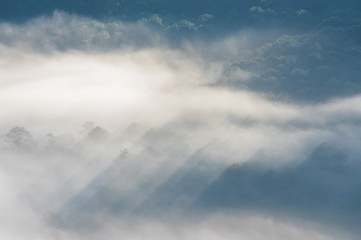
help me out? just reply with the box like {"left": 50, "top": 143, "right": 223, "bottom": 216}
{"left": 0, "top": 11, "right": 163, "bottom": 52}
{"left": 199, "top": 13, "right": 214, "bottom": 22}
{"left": 297, "top": 9, "right": 308, "bottom": 16}
{"left": 138, "top": 14, "right": 164, "bottom": 26}
{"left": 249, "top": 6, "right": 265, "bottom": 14}
{"left": 1, "top": 11, "right": 361, "bottom": 240}
{"left": 227, "top": 28, "right": 361, "bottom": 101}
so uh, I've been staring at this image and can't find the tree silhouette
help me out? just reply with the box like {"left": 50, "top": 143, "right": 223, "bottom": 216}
{"left": 6, "top": 126, "right": 36, "bottom": 149}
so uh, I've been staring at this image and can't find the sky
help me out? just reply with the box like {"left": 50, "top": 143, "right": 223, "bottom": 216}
{"left": 1, "top": 1, "right": 361, "bottom": 239}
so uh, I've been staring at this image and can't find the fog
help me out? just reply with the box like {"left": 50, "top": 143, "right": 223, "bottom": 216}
{"left": 1, "top": 12, "right": 361, "bottom": 240}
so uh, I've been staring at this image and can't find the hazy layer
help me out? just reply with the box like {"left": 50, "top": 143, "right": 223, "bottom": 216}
{"left": 1, "top": 12, "right": 361, "bottom": 240}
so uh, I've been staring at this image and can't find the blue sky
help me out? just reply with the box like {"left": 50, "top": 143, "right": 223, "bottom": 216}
{"left": 0, "top": 1, "right": 361, "bottom": 240}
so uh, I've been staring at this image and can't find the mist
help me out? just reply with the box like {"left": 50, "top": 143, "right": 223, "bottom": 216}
{"left": 1, "top": 11, "right": 361, "bottom": 240}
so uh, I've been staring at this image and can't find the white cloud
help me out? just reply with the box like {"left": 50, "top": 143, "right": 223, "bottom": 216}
{"left": 250, "top": 6, "right": 265, "bottom": 14}
{"left": 0, "top": 12, "right": 361, "bottom": 240}
{"left": 297, "top": 9, "right": 308, "bottom": 16}
{"left": 199, "top": 13, "right": 214, "bottom": 22}
{"left": 0, "top": 11, "right": 163, "bottom": 52}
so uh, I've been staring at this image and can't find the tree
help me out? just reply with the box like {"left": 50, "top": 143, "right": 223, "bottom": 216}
{"left": 6, "top": 126, "right": 36, "bottom": 149}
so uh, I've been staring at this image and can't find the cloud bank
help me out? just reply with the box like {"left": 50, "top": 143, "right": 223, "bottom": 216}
{"left": 1, "top": 11, "right": 361, "bottom": 240}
